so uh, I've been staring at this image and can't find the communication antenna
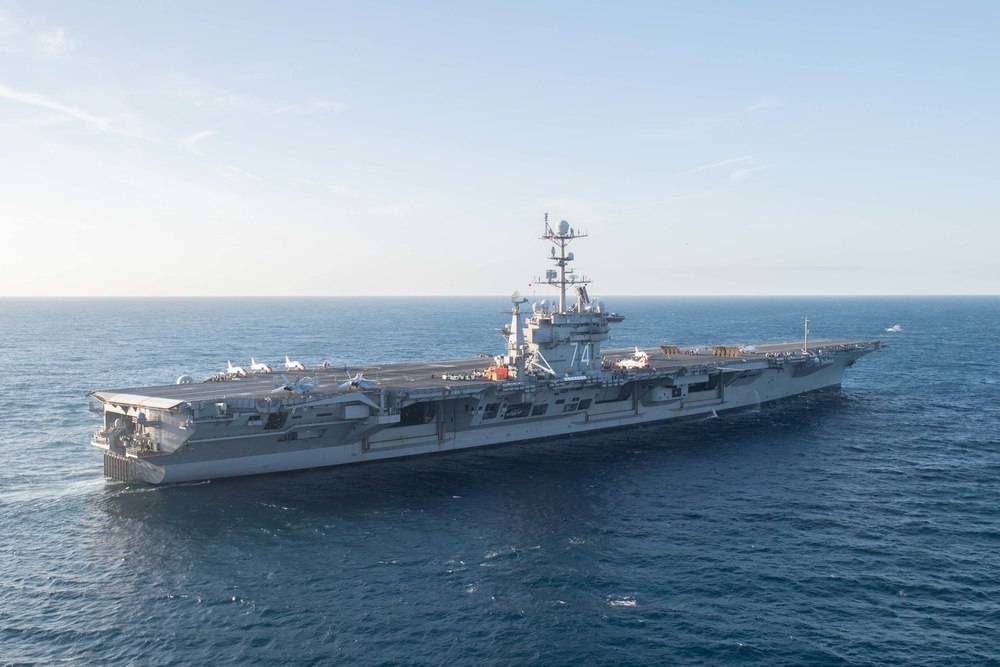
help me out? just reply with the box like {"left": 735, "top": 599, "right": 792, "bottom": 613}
{"left": 803, "top": 317, "right": 810, "bottom": 353}
{"left": 534, "top": 215, "right": 589, "bottom": 313}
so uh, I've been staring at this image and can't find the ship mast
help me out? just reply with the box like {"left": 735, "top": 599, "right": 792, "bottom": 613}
{"left": 535, "top": 214, "right": 589, "bottom": 313}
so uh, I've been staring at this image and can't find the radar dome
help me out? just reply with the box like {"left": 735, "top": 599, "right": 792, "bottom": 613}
{"left": 559, "top": 220, "right": 570, "bottom": 234}
{"left": 176, "top": 375, "right": 194, "bottom": 385}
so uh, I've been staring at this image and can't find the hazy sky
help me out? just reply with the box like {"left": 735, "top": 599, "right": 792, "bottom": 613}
{"left": 1, "top": 1, "right": 997, "bottom": 296}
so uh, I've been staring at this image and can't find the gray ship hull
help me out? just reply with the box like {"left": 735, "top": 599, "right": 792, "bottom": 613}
{"left": 92, "top": 340, "right": 880, "bottom": 484}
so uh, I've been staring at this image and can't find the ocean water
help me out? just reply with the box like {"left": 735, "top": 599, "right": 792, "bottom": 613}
{"left": 1, "top": 296, "right": 998, "bottom": 666}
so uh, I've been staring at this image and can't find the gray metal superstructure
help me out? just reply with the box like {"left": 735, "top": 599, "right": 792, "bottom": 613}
{"left": 89, "top": 219, "right": 883, "bottom": 484}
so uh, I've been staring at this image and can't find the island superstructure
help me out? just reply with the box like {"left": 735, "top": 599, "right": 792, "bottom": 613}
{"left": 89, "top": 218, "right": 883, "bottom": 484}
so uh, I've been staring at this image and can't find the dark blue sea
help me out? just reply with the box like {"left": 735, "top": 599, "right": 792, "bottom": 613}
{"left": 1, "top": 296, "right": 998, "bottom": 666}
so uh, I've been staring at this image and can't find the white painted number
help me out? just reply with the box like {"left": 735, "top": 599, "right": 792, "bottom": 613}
{"left": 570, "top": 343, "right": 592, "bottom": 368}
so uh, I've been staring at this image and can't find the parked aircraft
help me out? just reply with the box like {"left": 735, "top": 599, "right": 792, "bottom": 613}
{"left": 250, "top": 358, "right": 273, "bottom": 373}
{"left": 615, "top": 347, "right": 650, "bottom": 370}
{"left": 339, "top": 372, "right": 375, "bottom": 390}
{"left": 284, "top": 356, "right": 307, "bottom": 371}
{"left": 225, "top": 361, "right": 248, "bottom": 377}
{"left": 271, "top": 375, "right": 320, "bottom": 394}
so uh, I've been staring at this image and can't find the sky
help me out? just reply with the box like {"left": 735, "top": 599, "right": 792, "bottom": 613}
{"left": 1, "top": 0, "right": 997, "bottom": 296}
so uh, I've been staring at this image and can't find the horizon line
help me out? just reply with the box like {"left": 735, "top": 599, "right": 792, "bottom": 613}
{"left": 1, "top": 293, "right": 997, "bottom": 299}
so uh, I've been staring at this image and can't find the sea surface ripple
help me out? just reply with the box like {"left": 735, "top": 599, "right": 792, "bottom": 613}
{"left": 1, "top": 296, "right": 998, "bottom": 666}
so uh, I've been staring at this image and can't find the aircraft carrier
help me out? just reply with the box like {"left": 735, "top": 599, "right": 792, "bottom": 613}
{"left": 89, "top": 218, "right": 883, "bottom": 484}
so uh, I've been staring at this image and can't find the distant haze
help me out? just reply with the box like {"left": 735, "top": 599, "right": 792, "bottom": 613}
{"left": 1, "top": 2, "right": 997, "bottom": 296}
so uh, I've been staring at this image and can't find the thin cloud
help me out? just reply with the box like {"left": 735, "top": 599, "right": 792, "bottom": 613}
{"left": 0, "top": 82, "right": 110, "bottom": 130}
{"left": 730, "top": 164, "right": 776, "bottom": 181}
{"left": 179, "top": 128, "right": 218, "bottom": 153}
{"left": 0, "top": 82, "right": 157, "bottom": 141}
{"left": 323, "top": 182, "right": 429, "bottom": 216}
{"left": 159, "top": 73, "right": 260, "bottom": 110}
{"left": 644, "top": 116, "right": 721, "bottom": 140}
{"left": 669, "top": 155, "right": 754, "bottom": 178}
{"left": 367, "top": 196, "right": 429, "bottom": 217}
{"left": 649, "top": 99, "right": 782, "bottom": 140}
{"left": 0, "top": 9, "right": 16, "bottom": 41}
{"left": 746, "top": 98, "right": 781, "bottom": 112}
{"left": 21, "top": 112, "right": 74, "bottom": 128}
{"left": 160, "top": 76, "right": 345, "bottom": 119}
{"left": 269, "top": 99, "right": 346, "bottom": 115}
{"left": 344, "top": 162, "right": 377, "bottom": 173}
{"left": 328, "top": 184, "right": 363, "bottom": 199}
{"left": 213, "top": 165, "right": 263, "bottom": 182}
{"left": 0, "top": 7, "right": 74, "bottom": 57}
{"left": 37, "top": 26, "right": 74, "bottom": 56}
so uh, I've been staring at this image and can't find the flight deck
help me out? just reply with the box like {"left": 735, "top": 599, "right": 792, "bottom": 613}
{"left": 92, "top": 339, "right": 877, "bottom": 405}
